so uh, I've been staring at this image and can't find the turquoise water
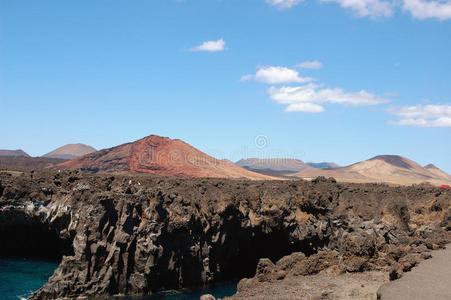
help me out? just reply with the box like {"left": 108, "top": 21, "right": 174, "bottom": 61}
{"left": 0, "top": 257, "right": 59, "bottom": 300}
{"left": 123, "top": 282, "right": 237, "bottom": 300}
{"left": 0, "top": 258, "right": 237, "bottom": 300}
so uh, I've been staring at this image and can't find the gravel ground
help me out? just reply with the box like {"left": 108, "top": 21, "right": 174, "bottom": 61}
{"left": 377, "top": 244, "right": 451, "bottom": 300}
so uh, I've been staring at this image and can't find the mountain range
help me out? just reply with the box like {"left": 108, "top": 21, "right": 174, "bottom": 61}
{"left": 236, "top": 158, "right": 310, "bottom": 173}
{"left": 2, "top": 135, "right": 450, "bottom": 185}
{"left": 235, "top": 158, "right": 341, "bottom": 173}
{"left": 291, "top": 155, "right": 451, "bottom": 186}
{"left": 57, "top": 135, "right": 271, "bottom": 180}
{"left": 306, "top": 162, "right": 340, "bottom": 169}
{"left": 0, "top": 144, "right": 96, "bottom": 170}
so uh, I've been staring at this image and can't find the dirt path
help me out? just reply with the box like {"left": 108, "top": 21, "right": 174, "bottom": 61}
{"left": 377, "top": 244, "right": 451, "bottom": 300}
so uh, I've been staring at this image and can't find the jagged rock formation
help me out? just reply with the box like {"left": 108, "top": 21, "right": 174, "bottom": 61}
{"left": 0, "top": 171, "right": 449, "bottom": 300}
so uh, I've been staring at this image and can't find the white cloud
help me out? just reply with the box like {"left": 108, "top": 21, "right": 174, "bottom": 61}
{"left": 403, "top": 0, "right": 451, "bottom": 20}
{"left": 266, "top": 0, "right": 304, "bottom": 9}
{"left": 191, "top": 38, "right": 226, "bottom": 52}
{"left": 320, "top": 0, "right": 394, "bottom": 17}
{"left": 296, "top": 60, "right": 323, "bottom": 69}
{"left": 268, "top": 84, "right": 388, "bottom": 112}
{"left": 244, "top": 66, "right": 313, "bottom": 84}
{"left": 388, "top": 104, "right": 451, "bottom": 127}
{"left": 285, "top": 102, "right": 325, "bottom": 113}
{"left": 240, "top": 74, "right": 253, "bottom": 82}
{"left": 266, "top": 0, "right": 451, "bottom": 21}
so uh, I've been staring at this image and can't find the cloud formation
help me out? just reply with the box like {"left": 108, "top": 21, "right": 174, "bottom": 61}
{"left": 268, "top": 84, "right": 388, "bottom": 112}
{"left": 266, "top": 0, "right": 304, "bottom": 9}
{"left": 320, "top": 0, "right": 394, "bottom": 17}
{"left": 402, "top": 0, "right": 451, "bottom": 21}
{"left": 265, "top": 0, "right": 451, "bottom": 20}
{"left": 241, "top": 66, "right": 313, "bottom": 84}
{"left": 296, "top": 60, "right": 323, "bottom": 69}
{"left": 191, "top": 38, "right": 226, "bottom": 52}
{"left": 388, "top": 104, "right": 451, "bottom": 127}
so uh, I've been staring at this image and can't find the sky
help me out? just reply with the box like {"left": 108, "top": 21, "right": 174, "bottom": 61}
{"left": 0, "top": 0, "right": 450, "bottom": 172}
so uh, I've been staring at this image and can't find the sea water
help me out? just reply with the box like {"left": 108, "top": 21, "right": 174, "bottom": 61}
{"left": 0, "top": 257, "right": 59, "bottom": 300}
{"left": 119, "top": 281, "right": 237, "bottom": 300}
{"left": 0, "top": 258, "right": 237, "bottom": 300}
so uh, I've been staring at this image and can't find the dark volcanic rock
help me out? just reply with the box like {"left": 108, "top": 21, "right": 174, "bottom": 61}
{"left": 441, "top": 208, "right": 451, "bottom": 230}
{"left": 0, "top": 171, "right": 449, "bottom": 300}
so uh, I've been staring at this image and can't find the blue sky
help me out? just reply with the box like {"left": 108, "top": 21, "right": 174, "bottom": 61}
{"left": 1, "top": 0, "right": 450, "bottom": 172}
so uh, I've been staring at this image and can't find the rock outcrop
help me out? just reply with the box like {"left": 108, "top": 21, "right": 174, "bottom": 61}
{"left": 0, "top": 171, "right": 449, "bottom": 300}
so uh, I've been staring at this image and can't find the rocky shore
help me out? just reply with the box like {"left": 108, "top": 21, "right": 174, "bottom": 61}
{"left": 0, "top": 170, "right": 449, "bottom": 299}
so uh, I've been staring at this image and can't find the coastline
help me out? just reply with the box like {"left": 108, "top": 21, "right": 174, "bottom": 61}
{"left": 0, "top": 170, "right": 449, "bottom": 300}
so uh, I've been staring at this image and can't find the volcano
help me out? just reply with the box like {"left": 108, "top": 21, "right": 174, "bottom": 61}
{"left": 57, "top": 135, "right": 272, "bottom": 179}
{"left": 0, "top": 149, "right": 30, "bottom": 157}
{"left": 291, "top": 155, "right": 451, "bottom": 186}
{"left": 424, "top": 164, "right": 451, "bottom": 181}
{"left": 43, "top": 143, "right": 96, "bottom": 159}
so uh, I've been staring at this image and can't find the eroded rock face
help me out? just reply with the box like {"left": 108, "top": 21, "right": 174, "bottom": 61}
{"left": 441, "top": 208, "right": 451, "bottom": 230}
{"left": 0, "top": 171, "right": 449, "bottom": 300}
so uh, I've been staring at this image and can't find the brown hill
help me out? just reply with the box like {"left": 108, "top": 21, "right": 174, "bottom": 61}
{"left": 292, "top": 155, "right": 451, "bottom": 186}
{"left": 236, "top": 158, "right": 310, "bottom": 172}
{"left": 57, "top": 135, "right": 272, "bottom": 179}
{"left": 0, "top": 156, "right": 68, "bottom": 170}
{"left": 0, "top": 149, "right": 30, "bottom": 157}
{"left": 424, "top": 164, "right": 451, "bottom": 181}
{"left": 43, "top": 143, "right": 96, "bottom": 159}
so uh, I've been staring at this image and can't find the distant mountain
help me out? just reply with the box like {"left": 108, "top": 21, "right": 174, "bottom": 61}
{"left": 424, "top": 164, "right": 451, "bottom": 181}
{"left": 235, "top": 158, "right": 310, "bottom": 173}
{"left": 0, "top": 149, "right": 30, "bottom": 157}
{"left": 306, "top": 162, "right": 340, "bottom": 169}
{"left": 0, "top": 156, "right": 68, "bottom": 170}
{"left": 292, "top": 155, "right": 451, "bottom": 186}
{"left": 43, "top": 143, "right": 96, "bottom": 160}
{"left": 56, "top": 135, "right": 272, "bottom": 179}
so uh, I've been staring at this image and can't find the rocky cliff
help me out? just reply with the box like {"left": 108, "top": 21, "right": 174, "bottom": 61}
{"left": 0, "top": 171, "right": 449, "bottom": 299}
